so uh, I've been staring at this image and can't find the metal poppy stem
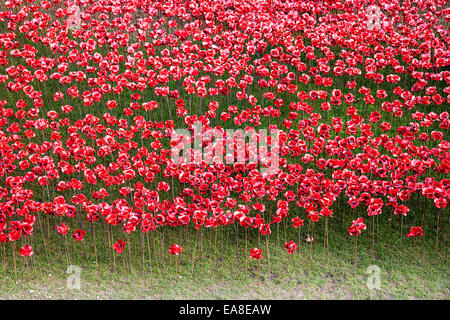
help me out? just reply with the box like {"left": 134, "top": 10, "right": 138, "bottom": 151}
{"left": 435, "top": 209, "right": 440, "bottom": 254}
{"left": 266, "top": 234, "right": 270, "bottom": 275}
{"left": 108, "top": 225, "right": 116, "bottom": 272}
{"left": 146, "top": 232, "right": 152, "bottom": 283}
{"left": 214, "top": 228, "right": 218, "bottom": 268}
{"left": 161, "top": 228, "right": 166, "bottom": 266}
{"left": 63, "top": 235, "right": 70, "bottom": 266}
{"left": 307, "top": 220, "right": 312, "bottom": 263}
{"left": 400, "top": 215, "right": 404, "bottom": 248}
{"left": 341, "top": 196, "right": 346, "bottom": 232}
{"left": 420, "top": 196, "right": 427, "bottom": 228}
{"left": 12, "top": 241, "right": 17, "bottom": 277}
{"left": 82, "top": 238, "right": 88, "bottom": 265}
{"left": 91, "top": 222, "right": 99, "bottom": 272}
{"left": 209, "top": 228, "right": 213, "bottom": 260}
{"left": 420, "top": 198, "right": 427, "bottom": 253}
{"left": 233, "top": 223, "right": 240, "bottom": 264}
{"left": 153, "top": 230, "right": 159, "bottom": 274}
{"left": 221, "top": 225, "right": 225, "bottom": 273}
{"left": 1, "top": 244, "right": 6, "bottom": 275}
{"left": 372, "top": 215, "right": 375, "bottom": 255}
{"left": 127, "top": 233, "right": 133, "bottom": 275}
{"left": 413, "top": 237, "right": 417, "bottom": 256}
{"left": 276, "top": 222, "right": 280, "bottom": 248}
{"left": 140, "top": 231, "right": 145, "bottom": 273}
{"left": 46, "top": 214, "right": 52, "bottom": 262}
{"left": 257, "top": 228, "right": 261, "bottom": 250}
{"left": 387, "top": 208, "right": 393, "bottom": 244}
{"left": 191, "top": 228, "right": 199, "bottom": 275}
{"left": 257, "top": 257, "right": 260, "bottom": 274}
{"left": 199, "top": 228, "right": 203, "bottom": 260}
{"left": 37, "top": 214, "right": 51, "bottom": 270}
{"left": 376, "top": 215, "right": 379, "bottom": 244}
{"left": 324, "top": 217, "right": 329, "bottom": 259}
{"left": 245, "top": 227, "right": 248, "bottom": 279}
{"left": 106, "top": 224, "right": 112, "bottom": 271}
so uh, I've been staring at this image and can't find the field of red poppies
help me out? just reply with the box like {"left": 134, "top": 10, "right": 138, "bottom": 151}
{"left": 0, "top": 0, "right": 448, "bottom": 294}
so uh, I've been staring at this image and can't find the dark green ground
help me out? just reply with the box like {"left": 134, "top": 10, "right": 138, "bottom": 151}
{"left": 0, "top": 216, "right": 448, "bottom": 299}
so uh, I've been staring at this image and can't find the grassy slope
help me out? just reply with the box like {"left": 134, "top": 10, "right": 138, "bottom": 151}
{"left": 0, "top": 219, "right": 448, "bottom": 299}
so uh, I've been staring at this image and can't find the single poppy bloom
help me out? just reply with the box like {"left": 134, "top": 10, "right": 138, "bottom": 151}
{"left": 113, "top": 239, "right": 127, "bottom": 254}
{"left": 259, "top": 223, "right": 271, "bottom": 235}
{"left": 19, "top": 245, "right": 33, "bottom": 257}
{"left": 169, "top": 244, "right": 183, "bottom": 255}
{"left": 250, "top": 248, "right": 263, "bottom": 260}
{"left": 407, "top": 227, "right": 423, "bottom": 237}
{"left": 284, "top": 240, "right": 297, "bottom": 254}
{"left": 292, "top": 216, "right": 304, "bottom": 228}
{"left": 348, "top": 217, "right": 367, "bottom": 236}
{"left": 56, "top": 223, "right": 70, "bottom": 236}
{"left": 72, "top": 229, "right": 86, "bottom": 241}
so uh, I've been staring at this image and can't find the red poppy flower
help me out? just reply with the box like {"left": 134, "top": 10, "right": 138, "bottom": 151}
{"left": 348, "top": 218, "right": 367, "bottom": 236}
{"left": 407, "top": 227, "right": 423, "bottom": 237}
{"left": 169, "top": 243, "right": 183, "bottom": 255}
{"left": 113, "top": 239, "right": 127, "bottom": 254}
{"left": 291, "top": 217, "right": 304, "bottom": 228}
{"left": 19, "top": 245, "right": 33, "bottom": 257}
{"left": 284, "top": 240, "right": 297, "bottom": 254}
{"left": 250, "top": 248, "right": 263, "bottom": 260}
{"left": 72, "top": 229, "right": 86, "bottom": 241}
{"left": 259, "top": 223, "right": 271, "bottom": 235}
{"left": 56, "top": 223, "right": 70, "bottom": 236}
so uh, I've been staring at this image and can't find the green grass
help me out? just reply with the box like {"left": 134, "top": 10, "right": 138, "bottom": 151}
{"left": 0, "top": 218, "right": 448, "bottom": 299}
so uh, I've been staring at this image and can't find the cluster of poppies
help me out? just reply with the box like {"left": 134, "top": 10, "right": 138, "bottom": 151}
{"left": 0, "top": 0, "right": 448, "bottom": 270}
